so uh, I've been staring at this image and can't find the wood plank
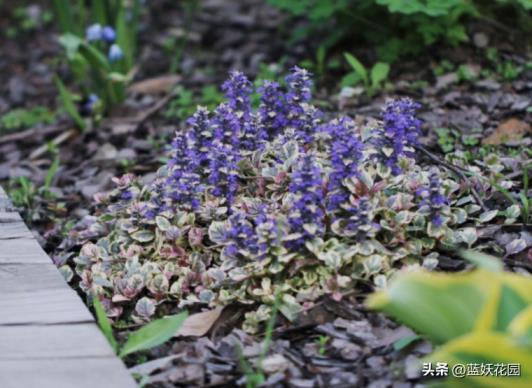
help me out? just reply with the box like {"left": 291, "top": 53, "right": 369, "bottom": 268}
{"left": 0, "top": 187, "right": 137, "bottom": 387}
{"left": 0, "top": 211, "right": 22, "bottom": 222}
{"left": 0, "top": 187, "right": 15, "bottom": 212}
{"left": 0, "top": 237, "right": 51, "bottom": 264}
{"left": 0, "top": 220, "right": 33, "bottom": 239}
{"left": 0, "top": 288, "right": 93, "bottom": 325}
{"left": 0, "top": 358, "right": 138, "bottom": 388}
{"left": 0, "top": 264, "right": 69, "bottom": 293}
{"left": 0, "top": 323, "right": 115, "bottom": 359}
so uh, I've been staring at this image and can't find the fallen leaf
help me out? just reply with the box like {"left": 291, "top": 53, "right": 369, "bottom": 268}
{"left": 129, "top": 75, "right": 181, "bottom": 94}
{"left": 505, "top": 238, "right": 527, "bottom": 256}
{"left": 482, "top": 118, "right": 531, "bottom": 145}
{"left": 128, "top": 355, "right": 179, "bottom": 375}
{"left": 175, "top": 307, "right": 223, "bottom": 337}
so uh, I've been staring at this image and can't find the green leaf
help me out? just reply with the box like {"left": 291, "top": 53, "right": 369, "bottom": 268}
{"left": 119, "top": 311, "right": 188, "bottom": 358}
{"left": 208, "top": 221, "right": 228, "bottom": 244}
{"left": 52, "top": 0, "right": 76, "bottom": 34}
{"left": 456, "top": 249, "right": 503, "bottom": 272}
{"left": 343, "top": 53, "right": 368, "bottom": 85}
{"left": 393, "top": 334, "right": 421, "bottom": 351}
{"left": 92, "top": 296, "right": 118, "bottom": 353}
{"left": 496, "top": 285, "right": 528, "bottom": 331}
{"left": 54, "top": 76, "right": 85, "bottom": 130}
{"left": 58, "top": 33, "right": 83, "bottom": 60}
{"left": 370, "top": 62, "right": 390, "bottom": 88}
{"left": 43, "top": 157, "right": 60, "bottom": 192}
{"left": 341, "top": 72, "right": 362, "bottom": 87}
{"left": 367, "top": 271, "right": 487, "bottom": 344}
{"left": 155, "top": 216, "right": 172, "bottom": 231}
{"left": 79, "top": 43, "right": 111, "bottom": 72}
{"left": 427, "top": 332, "right": 532, "bottom": 386}
{"left": 116, "top": 6, "right": 134, "bottom": 69}
{"left": 131, "top": 230, "right": 155, "bottom": 242}
{"left": 92, "top": 0, "right": 108, "bottom": 25}
{"left": 478, "top": 209, "right": 498, "bottom": 223}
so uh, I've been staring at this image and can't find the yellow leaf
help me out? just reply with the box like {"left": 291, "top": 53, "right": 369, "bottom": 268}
{"left": 428, "top": 332, "right": 532, "bottom": 387}
{"left": 509, "top": 305, "right": 532, "bottom": 339}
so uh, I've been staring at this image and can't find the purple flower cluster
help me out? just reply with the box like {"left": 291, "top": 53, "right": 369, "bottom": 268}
{"left": 224, "top": 211, "right": 269, "bottom": 260}
{"left": 145, "top": 68, "right": 330, "bottom": 217}
{"left": 288, "top": 154, "right": 325, "bottom": 249}
{"left": 221, "top": 71, "right": 252, "bottom": 113}
{"left": 374, "top": 98, "right": 421, "bottom": 174}
{"left": 258, "top": 81, "right": 287, "bottom": 140}
{"left": 284, "top": 67, "right": 322, "bottom": 144}
{"left": 342, "top": 197, "right": 377, "bottom": 235}
{"left": 325, "top": 117, "right": 364, "bottom": 212}
{"left": 416, "top": 168, "right": 447, "bottom": 227}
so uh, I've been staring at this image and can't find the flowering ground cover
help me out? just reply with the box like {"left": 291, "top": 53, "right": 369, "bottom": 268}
{"left": 0, "top": 1, "right": 530, "bottom": 387}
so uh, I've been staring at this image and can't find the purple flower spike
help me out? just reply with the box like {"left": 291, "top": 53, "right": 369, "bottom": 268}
{"left": 285, "top": 66, "right": 312, "bottom": 104}
{"left": 221, "top": 71, "right": 252, "bottom": 113}
{"left": 288, "top": 154, "right": 325, "bottom": 249}
{"left": 325, "top": 117, "right": 364, "bottom": 212}
{"left": 258, "top": 80, "right": 288, "bottom": 140}
{"left": 416, "top": 168, "right": 448, "bottom": 227}
{"left": 374, "top": 98, "right": 422, "bottom": 174}
{"left": 284, "top": 67, "right": 322, "bottom": 145}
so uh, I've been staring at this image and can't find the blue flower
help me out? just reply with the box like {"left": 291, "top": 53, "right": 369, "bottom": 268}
{"left": 325, "top": 117, "right": 364, "bottom": 212}
{"left": 108, "top": 44, "right": 123, "bottom": 62}
{"left": 221, "top": 71, "right": 252, "bottom": 113}
{"left": 416, "top": 168, "right": 448, "bottom": 227}
{"left": 288, "top": 154, "right": 325, "bottom": 249}
{"left": 102, "top": 26, "right": 116, "bottom": 43}
{"left": 258, "top": 80, "right": 287, "bottom": 140}
{"left": 185, "top": 107, "right": 214, "bottom": 168}
{"left": 83, "top": 94, "right": 99, "bottom": 113}
{"left": 373, "top": 98, "right": 421, "bottom": 174}
{"left": 284, "top": 67, "right": 322, "bottom": 145}
{"left": 86, "top": 24, "right": 103, "bottom": 41}
{"left": 225, "top": 212, "right": 261, "bottom": 259}
{"left": 285, "top": 66, "right": 312, "bottom": 104}
{"left": 342, "top": 197, "right": 377, "bottom": 235}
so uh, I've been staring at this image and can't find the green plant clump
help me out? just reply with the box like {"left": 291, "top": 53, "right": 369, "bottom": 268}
{"left": 52, "top": 0, "right": 143, "bottom": 121}
{"left": 268, "top": 0, "right": 531, "bottom": 63}
{"left": 64, "top": 69, "right": 522, "bottom": 333}
{"left": 0, "top": 107, "right": 55, "bottom": 133}
{"left": 368, "top": 251, "right": 532, "bottom": 386}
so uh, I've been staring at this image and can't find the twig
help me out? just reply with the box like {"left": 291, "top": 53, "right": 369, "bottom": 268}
{"left": 102, "top": 91, "right": 178, "bottom": 134}
{"left": 415, "top": 145, "right": 488, "bottom": 211}
{"left": 0, "top": 122, "right": 70, "bottom": 144}
{"left": 29, "top": 129, "right": 77, "bottom": 160}
{"left": 135, "top": 91, "right": 178, "bottom": 128}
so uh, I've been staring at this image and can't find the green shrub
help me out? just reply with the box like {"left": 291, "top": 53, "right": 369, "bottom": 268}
{"left": 268, "top": 0, "right": 531, "bottom": 63}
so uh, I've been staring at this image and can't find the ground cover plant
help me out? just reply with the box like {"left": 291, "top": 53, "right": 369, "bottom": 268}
{"left": 62, "top": 67, "right": 524, "bottom": 336}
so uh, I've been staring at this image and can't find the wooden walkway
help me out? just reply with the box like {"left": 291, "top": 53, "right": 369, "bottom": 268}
{"left": 0, "top": 187, "right": 137, "bottom": 388}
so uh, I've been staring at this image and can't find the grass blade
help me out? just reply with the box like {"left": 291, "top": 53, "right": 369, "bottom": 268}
{"left": 119, "top": 311, "right": 188, "bottom": 358}
{"left": 54, "top": 76, "right": 85, "bottom": 130}
{"left": 93, "top": 296, "right": 118, "bottom": 353}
